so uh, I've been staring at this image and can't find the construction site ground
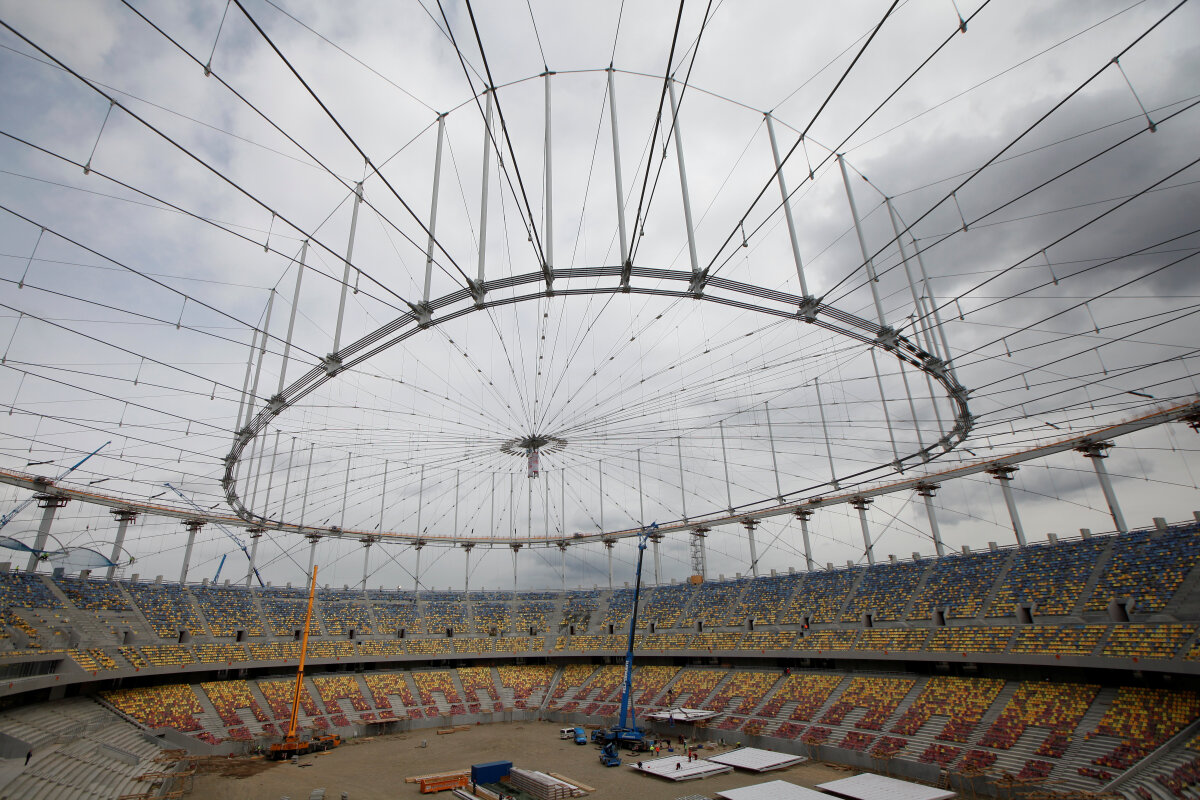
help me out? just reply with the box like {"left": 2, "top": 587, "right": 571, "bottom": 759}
{"left": 187, "top": 720, "right": 851, "bottom": 800}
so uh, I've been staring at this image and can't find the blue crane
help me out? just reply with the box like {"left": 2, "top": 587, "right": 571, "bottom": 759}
{"left": 596, "top": 521, "right": 657, "bottom": 752}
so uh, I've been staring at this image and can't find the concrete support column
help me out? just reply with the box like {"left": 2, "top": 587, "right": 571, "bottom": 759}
{"left": 604, "top": 539, "right": 614, "bottom": 590}
{"left": 987, "top": 465, "right": 1026, "bottom": 547}
{"left": 557, "top": 542, "right": 567, "bottom": 593}
{"left": 27, "top": 496, "right": 66, "bottom": 572}
{"left": 361, "top": 537, "right": 376, "bottom": 591}
{"left": 179, "top": 520, "right": 203, "bottom": 584}
{"left": 915, "top": 483, "right": 945, "bottom": 557}
{"left": 793, "top": 509, "right": 815, "bottom": 571}
{"left": 741, "top": 518, "right": 760, "bottom": 578}
{"left": 649, "top": 533, "right": 663, "bottom": 585}
{"left": 107, "top": 509, "right": 137, "bottom": 580}
{"left": 246, "top": 528, "right": 263, "bottom": 587}
{"left": 462, "top": 543, "right": 474, "bottom": 594}
{"left": 413, "top": 540, "right": 424, "bottom": 600}
{"left": 851, "top": 498, "right": 874, "bottom": 566}
{"left": 1077, "top": 441, "right": 1128, "bottom": 533}
{"left": 306, "top": 534, "right": 321, "bottom": 581}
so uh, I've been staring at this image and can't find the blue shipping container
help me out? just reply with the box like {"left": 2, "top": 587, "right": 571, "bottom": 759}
{"left": 471, "top": 760, "right": 512, "bottom": 784}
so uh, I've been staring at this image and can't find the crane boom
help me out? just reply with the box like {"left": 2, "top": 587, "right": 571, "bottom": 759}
{"left": 605, "top": 522, "right": 656, "bottom": 747}
{"left": 287, "top": 565, "right": 318, "bottom": 743}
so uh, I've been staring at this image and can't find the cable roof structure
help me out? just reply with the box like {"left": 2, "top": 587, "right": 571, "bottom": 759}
{"left": 0, "top": 0, "right": 1198, "bottom": 590}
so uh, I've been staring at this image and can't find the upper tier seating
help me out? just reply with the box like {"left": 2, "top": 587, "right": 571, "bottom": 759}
{"left": 987, "top": 538, "right": 1105, "bottom": 617}
{"left": 373, "top": 601, "right": 420, "bottom": 634}
{"left": 600, "top": 589, "right": 635, "bottom": 630}
{"left": 909, "top": 550, "right": 1006, "bottom": 620}
{"left": 1087, "top": 527, "right": 1200, "bottom": 612}
{"left": 779, "top": 570, "right": 857, "bottom": 624}
{"left": 562, "top": 591, "right": 599, "bottom": 630}
{"left": 1102, "top": 623, "right": 1195, "bottom": 660}
{"left": 321, "top": 602, "right": 372, "bottom": 636}
{"left": 639, "top": 584, "right": 692, "bottom": 629}
{"left": 472, "top": 602, "right": 508, "bottom": 634}
{"left": 514, "top": 600, "right": 554, "bottom": 633}
{"left": 55, "top": 576, "right": 131, "bottom": 611}
{"left": 423, "top": 602, "right": 466, "bottom": 634}
{"left": 260, "top": 598, "right": 309, "bottom": 636}
{"left": 681, "top": 580, "right": 744, "bottom": 628}
{"left": 725, "top": 574, "right": 800, "bottom": 625}
{"left": 842, "top": 561, "right": 925, "bottom": 622}
{"left": 193, "top": 585, "right": 265, "bottom": 637}
{"left": 126, "top": 582, "right": 206, "bottom": 637}
{"left": 1010, "top": 624, "right": 1107, "bottom": 656}
{"left": 0, "top": 572, "right": 61, "bottom": 609}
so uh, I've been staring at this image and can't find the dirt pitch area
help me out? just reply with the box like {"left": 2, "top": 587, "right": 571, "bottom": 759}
{"left": 187, "top": 720, "right": 853, "bottom": 800}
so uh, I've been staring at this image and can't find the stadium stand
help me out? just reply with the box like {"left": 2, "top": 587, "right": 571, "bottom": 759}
{"left": 192, "top": 585, "right": 265, "bottom": 637}
{"left": 681, "top": 579, "right": 743, "bottom": 627}
{"left": 1087, "top": 525, "right": 1200, "bottom": 613}
{"left": 497, "top": 664, "right": 556, "bottom": 709}
{"left": 987, "top": 538, "right": 1105, "bottom": 617}
{"left": 200, "top": 679, "right": 269, "bottom": 727}
{"left": 779, "top": 569, "right": 857, "bottom": 624}
{"left": 561, "top": 590, "right": 599, "bottom": 630}
{"left": 909, "top": 550, "right": 1007, "bottom": 620}
{"left": 126, "top": 582, "right": 206, "bottom": 638}
{"left": 821, "top": 676, "right": 915, "bottom": 729}
{"left": 724, "top": 573, "right": 799, "bottom": 625}
{"left": 102, "top": 684, "right": 204, "bottom": 731}
{"left": 842, "top": 561, "right": 925, "bottom": 622}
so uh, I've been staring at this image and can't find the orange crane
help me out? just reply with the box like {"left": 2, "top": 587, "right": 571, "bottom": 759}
{"left": 267, "top": 565, "right": 340, "bottom": 760}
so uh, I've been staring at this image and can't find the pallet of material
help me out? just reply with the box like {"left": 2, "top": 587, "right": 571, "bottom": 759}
{"left": 438, "top": 728, "right": 457, "bottom": 734}
{"left": 548, "top": 772, "right": 593, "bottom": 793}
{"left": 407, "top": 770, "right": 470, "bottom": 784}
{"left": 509, "top": 768, "right": 577, "bottom": 800}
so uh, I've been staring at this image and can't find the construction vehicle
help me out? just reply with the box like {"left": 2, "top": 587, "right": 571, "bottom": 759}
{"left": 593, "top": 523, "right": 657, "bottom": 751}
{"left": 267, "top": 565, "right": 340, "bottom": 760}
{"left": 599, "top": 742, "right": 621, "bottom": 767}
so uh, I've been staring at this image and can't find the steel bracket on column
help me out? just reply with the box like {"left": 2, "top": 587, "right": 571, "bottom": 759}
{"left": 688, "top": 269, "right": 708, "bottom": 297}
{"left": 322, "top": 354, "right": 343, "bottom": 377}
{"left": 468, "top": 279, "right": 487, "bottom": 307}
{"left": 412, "top": 302, "right": 434, "bottom": 328}
{"left": 34, "top": 494, "right": 68, "bottom": 509}
{"left": 267, "top": 394, "right": 285, "bottom": 415}
{"left": 797, "top": 297, "right": 820, "bottom": 322}
{"left": 875, "top": 327, "right": 899, "bottom": 349}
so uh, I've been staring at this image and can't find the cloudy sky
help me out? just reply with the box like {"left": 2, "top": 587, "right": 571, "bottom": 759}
{"left": 1, "top": 0, "right": 1198, "bottom": 592}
